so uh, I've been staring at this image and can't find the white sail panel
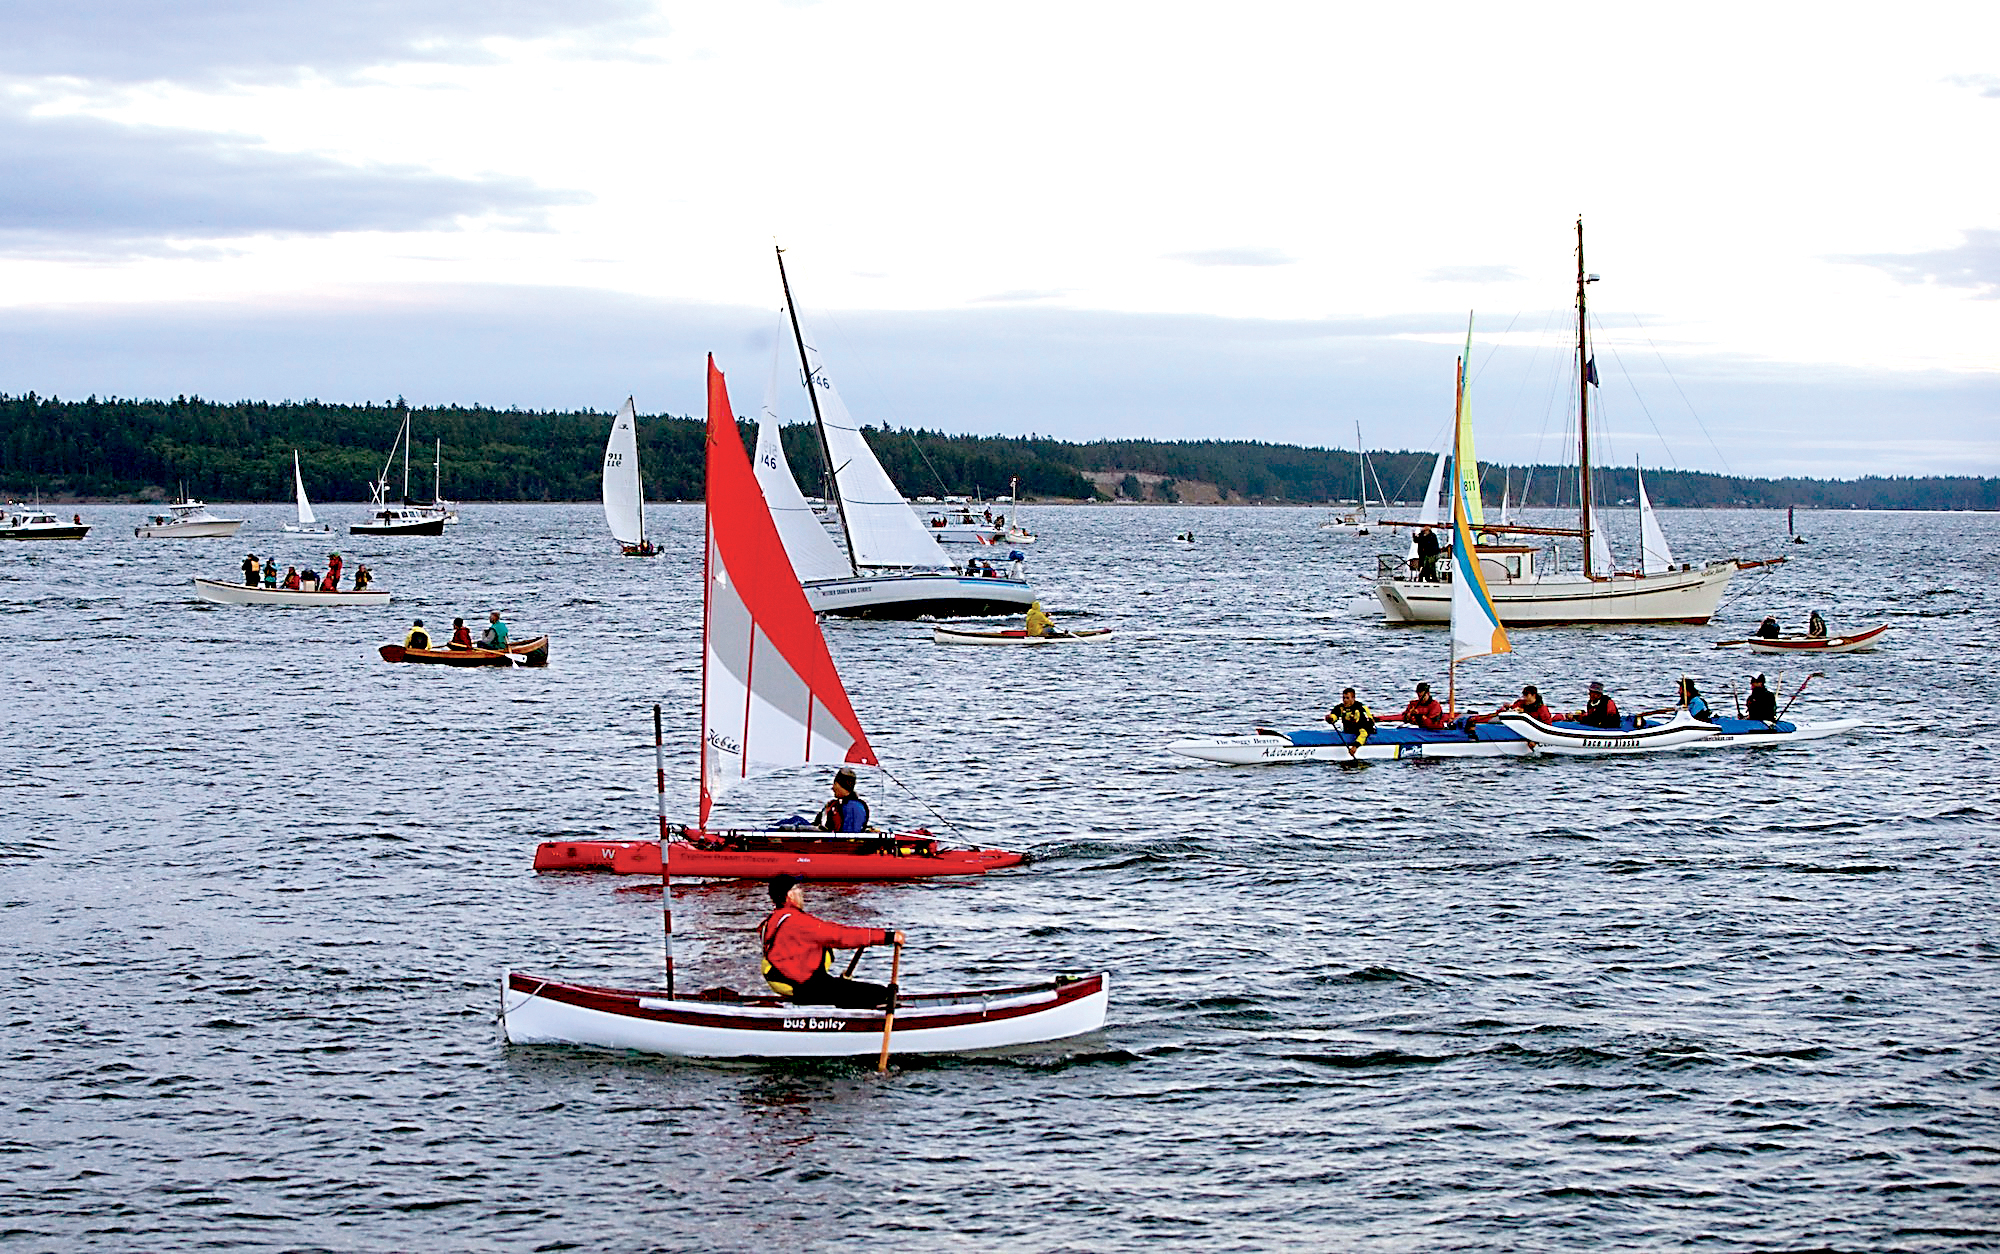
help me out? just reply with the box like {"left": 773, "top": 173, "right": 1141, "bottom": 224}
{"left": 292, "top": 450, "right": 317, "bottom": 526}
{"left": 1637, "top": 463, "right": 1674, "bottom": 575}
{"left": 792, "top": 315, "right": 952, "bottom": 571}
{"left": 1408, "top": 448, "right": 1449, "bottom": 561}
{"left": 601, "top": 398, "right": 645, "bottom": 546}
{"left": 1589, "top": 505, "right": 1614, "bottom": 574}
{"left": 755, "top": 336, "right": 852, "bottom": 582}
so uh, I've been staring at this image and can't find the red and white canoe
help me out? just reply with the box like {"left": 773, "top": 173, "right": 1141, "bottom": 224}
{"left": 501, "top": 971, "right": 1108, "bottom": 1058}
{"left": 1738, "top": 623, "right": 1888, "bottom": 654}
{"left": 533, "top": 831, "right": 1024, "bottom": 879}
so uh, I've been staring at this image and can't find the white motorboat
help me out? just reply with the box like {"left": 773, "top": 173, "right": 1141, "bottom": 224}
{"left": 0, "top": 507, "right": 89, "bottom": 540}
{"left": 352, "top": 414, "right": 445, "bottom": 536}
{"left": 192, "top": 577, "right": 390, "bottom": 607}
{"left": 601, "top": 397, "right": 658, "bottom": 556}
{"left": 503, "top": 357, "right": 1102, "bottom": 1062}
{"left": 134, "top": 498, "right": 245, "bottom": 538}
{"left": 1374, "top": 222, "right": 1776, "bottom": 626}
{"left": 281, "top": 450, "right": 331, "bottom": 534}
{"left": 753, "top": 248, "right": 1036, "bottom": 619}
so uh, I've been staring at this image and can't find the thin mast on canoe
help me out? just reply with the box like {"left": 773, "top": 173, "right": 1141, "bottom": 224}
{"left": 775, "top": 246, "right": 861, "bottom": 578}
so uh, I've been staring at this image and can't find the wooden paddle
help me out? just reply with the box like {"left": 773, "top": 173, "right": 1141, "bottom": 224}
{"left": 876, "top": 938, "right": 903, "bottom": 1074}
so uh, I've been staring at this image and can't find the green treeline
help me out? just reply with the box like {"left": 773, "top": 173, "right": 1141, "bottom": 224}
{"left": 1, "top": 392, "right": 1994, "bottom": 510}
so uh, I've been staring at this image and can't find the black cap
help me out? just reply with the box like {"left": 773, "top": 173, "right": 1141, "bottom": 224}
{"left": 1416, "top": 682, "right": 1430, "bottom": 693}
{"left": 768, "top": 873, "right": 804, "bottom": 906}
{"left": 833, "top": 767, "right": 857, "bottom": 790}
{"left": 1752, "top": 674, "right": 1767, "bottom": 684}
{"left": 413, "top": 619, "right": 423, "bottom": 626}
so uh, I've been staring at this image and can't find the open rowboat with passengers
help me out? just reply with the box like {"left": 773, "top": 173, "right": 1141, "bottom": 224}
{"left": 379, "top": 636, "right": 549, "bottom": 666}
{"left": 1721, "top": 623, "right": 1889, "bottom": 655}
{"left": 194, "top": 577, "right": 389, "bottom": 607}
{"left": 504, "top": 357, "right": 1104, "bottom": 1062}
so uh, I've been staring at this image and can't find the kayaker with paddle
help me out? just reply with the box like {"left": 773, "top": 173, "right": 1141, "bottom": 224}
{"left": 1745, "top": 674, "right": 1778, "bottom": 722}
{"left": 759, "top": 873, "right": 903, "bottom": 1009}
{"left": 1325, "top": 687, "right": 1375, "bottom": 757}
{"left": 812, "top": 767, "right": 870, "bottom": 832}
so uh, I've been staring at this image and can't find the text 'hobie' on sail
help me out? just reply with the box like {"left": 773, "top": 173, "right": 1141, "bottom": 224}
{"left": 532, "top": 357, "right": 1022, "bottom": 881}
{"left": 751, "top": 246, "right": 1037, "bottom": 619}
{"left": 1373, "top": 222, "right": 1780, "bottom": 627}
{"left": 601, "top": 397, "right": 658, "bottom": 556}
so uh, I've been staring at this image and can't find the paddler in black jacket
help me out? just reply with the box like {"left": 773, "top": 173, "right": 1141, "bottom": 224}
{"left": 1325, "top": 687, "right": 1375, "bottom": 758}
{"left": 1745, "top": 674, "right": 1778, "bottom": 722}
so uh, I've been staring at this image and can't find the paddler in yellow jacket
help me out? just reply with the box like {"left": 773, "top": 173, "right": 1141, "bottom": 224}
{"left": 1024, "top": 601, "right": 1055, "bottom": 638}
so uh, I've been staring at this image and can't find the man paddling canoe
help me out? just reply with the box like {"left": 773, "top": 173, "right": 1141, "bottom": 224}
{"left": 759, "top": 874, "right": 905, "bottom": 1009}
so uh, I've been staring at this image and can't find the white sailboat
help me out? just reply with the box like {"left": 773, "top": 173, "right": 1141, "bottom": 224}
{"left": 504, "top": 358, "right": 1103, "bottom": 1060}
{"left": 761, "top": 248, "right": 1037, "bottom": 619}
{"left": 601, "top": 397, "right": 657, "bottom": 556}
{"left": 1320, "top": 422, "right": 1383, "bottom": 533}
{"left": 281, "top": 450, "right": 331, "bottom": 534}
{"left": 1374, "top": 223, "right": 1775, "bottom": 626}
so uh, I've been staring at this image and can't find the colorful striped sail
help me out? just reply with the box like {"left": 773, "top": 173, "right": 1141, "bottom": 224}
{"left": 1454, "top": 317, "right": 1485, "bottom": 527}
{"left": 1450, "top": 431, "right": 1510, "bottom": 664}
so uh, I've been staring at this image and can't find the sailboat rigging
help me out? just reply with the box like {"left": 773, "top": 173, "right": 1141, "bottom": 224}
{"left": 351, "top": 409, "right": 444, "bottom": 536}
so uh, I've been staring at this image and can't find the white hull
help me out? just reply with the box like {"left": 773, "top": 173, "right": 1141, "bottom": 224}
{"left": 1377, "top": 561, "right": 1738, "bottom": 626}
{"left": 804, "top": 571, "right": 1037, "bottom": 619}
{"left": 1744, "top": 624, "right": 1888, "bottom": 654}
{"left": 135, "top": 519, "right": 244, "bottom": 538}
{"left": 1496, "top": 710, "right": 1863, "bottom": 755}
{"left": 501, "top": 973, "right": 1109, "bottom": 1059}
{"left": 933, "top": 626, "right": 1113, "bottom": 646}
{"left": 1168, "top": 731, "right": 1529, "bottom": 763}
{"left": 192, "top": 577, "right": 390, "bottom": 607}
{"left": 281, "top": 523, "right": 332, "bottom": 534}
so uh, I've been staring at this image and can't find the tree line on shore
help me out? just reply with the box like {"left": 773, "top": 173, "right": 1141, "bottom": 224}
{"left": 2, "top": 391, "right": 1993, "bottom": 510}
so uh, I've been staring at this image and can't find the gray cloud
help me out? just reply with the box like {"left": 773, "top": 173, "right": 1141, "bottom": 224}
{"left": 1165, "top": 247, "right": 1294, "bottom": 267}
{"left": 0, "top": 0, "right": 661, "bottom": 85}
{"left": 1842, "top": 229, "right": 2000, "bottom": 298}
{"left": 1425, "top": 264, "right": 1526, "bottom": 284}
{"left": 0, "top": 103, "right": 587, "bottom": 254}
{"left": 0, "top": 286, "right": 1990, "bottom": 477}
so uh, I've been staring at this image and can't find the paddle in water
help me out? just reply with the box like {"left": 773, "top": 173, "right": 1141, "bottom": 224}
{"left": 877, "top": 939, "right": 903, "bottom": 1073}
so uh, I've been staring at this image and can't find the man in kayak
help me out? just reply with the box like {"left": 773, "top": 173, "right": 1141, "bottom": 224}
{"left": 1398, "top": 682, "right": 1447, "bottom": 730}
{"left": 478, "top": 611, "right": 509, "bottom": 649}
{"left": 760, "top": 873, "right": 904, "bottom": 1008}
{"left": 1572, "top": 681, "right": 1620, "bottom": 728}
{"left": 403, "top": 619, "right": 430, "bottom": 650}
{"left": 1745, "top": 674, "right": 1778, "bottom": 722}
{"left": 1024, "top": 601, "right": 1055, "bottom": 638}
{"left": 813, "top": 768, "right": 870, "bottom": 832}
{"left": 1325, "top": 688, "right": 1375, "bottom": 757}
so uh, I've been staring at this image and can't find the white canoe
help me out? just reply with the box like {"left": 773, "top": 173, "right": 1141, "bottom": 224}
{"left": 192, "top": 577, "right": 391, "bottom": 607}
{"left": 1496, "top": 708, "right": 1862, "bottom": 755}
{"left": 1742, "top": 623, "right": 1889, "bottom": 654}
{"left": 932, "top": 625, "right": 1114, "bottom": 646}
{"left": 501, "top": 971, "right": 1108, "bottom": 1059}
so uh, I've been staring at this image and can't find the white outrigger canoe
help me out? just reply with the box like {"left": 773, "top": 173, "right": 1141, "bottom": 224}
{"left": 1495, "top": 708, "right": 1864, "bottom": 755}
{"left": 192, "top": 577, "right": 390, "bottom": 607}
{"left": 501, "top": 971, "right": 1108, "bottom": 1059}
{"left": 933, "top": 625, "right": 1114, "bottom": 646}
{"left": 1170, "top": 721, "right": 1532, "bottom": 763}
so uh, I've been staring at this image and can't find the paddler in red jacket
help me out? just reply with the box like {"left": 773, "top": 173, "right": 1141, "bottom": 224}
{"left": 758, "top": 873, "right": 905, "bottom": 1008}
{"left": 1398, "top": 682, "right": 1448, "bottom": 730}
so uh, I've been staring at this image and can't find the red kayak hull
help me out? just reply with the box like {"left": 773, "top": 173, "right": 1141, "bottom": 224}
{"left": 533, "top": 836, "right": 1025, "bottom": 880}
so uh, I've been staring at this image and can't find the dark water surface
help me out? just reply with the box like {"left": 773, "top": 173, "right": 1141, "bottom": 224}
{"left": 3, "top": 504, "right": 1996, "bottom": 1252}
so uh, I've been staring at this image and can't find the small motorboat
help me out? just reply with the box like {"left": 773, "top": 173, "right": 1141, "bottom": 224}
{"left": 501, "top": 971, "right": 1108, "bottom": 1060}
{"left": 0, "top": 507, "right": 89, "bottom": 540}
{"left": 932, "top": 625, "right": 1114, "bottom": 646}
{"left": 379, "top": 636, "right": 549, "bottom": 666}
{"left": 1721, "top": 623, "right": 1889, "bottom": 655}
{"left": 195, "top": 577, "right": 389, "bottom": 607}
{"left": 534, "top": 828, "right": 1024, "bottom": 879}
{"left": 1495, "top": 708, "right": 1863, "bottom": 755}
{"left": 134, "top": 499, "right": 245, "bottom": 538}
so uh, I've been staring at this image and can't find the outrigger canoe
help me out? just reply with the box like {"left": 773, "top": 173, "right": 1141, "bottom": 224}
{"left": 1727, "top": 623, "right": 1889, "bottom": 654}
{"left": 1495, "top": 708, "right": 1864, "bottom": 755}
{"left": 194, "top": 577, "right": 389, "bottom": 607}
{"left": 932, "top": 625, "right": 1114, "bottom": 646}
{"left": 1170, "top": 721, "right": 1532, "bottom": 763}
{"left": 501, "top": 971, "right": 1109, "bottom": 1059}
{"left": 379, "top": 636, "right": 549, "bottom": 666}
{"left": 534, "top": 828, "right": 1024, "bottom": 879}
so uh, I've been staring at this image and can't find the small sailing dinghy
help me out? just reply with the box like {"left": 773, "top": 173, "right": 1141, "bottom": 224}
{"left": 505, "top": 359, "right": 1104, "bottom": 1061}
{"left": 530, "top": 358, "right": 1023, "bottom": 882}
{"left": 932, "top": 625, "right": 1114, "bottom": 646}
{"left": 602, "top": 397, "right": 658, "bottom": 556}
{"left": 282, "top": 450, "right": 331, "bottom": 534}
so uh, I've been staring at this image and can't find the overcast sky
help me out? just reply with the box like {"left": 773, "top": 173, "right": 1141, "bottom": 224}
{"left": 1, "top": 1, "right": 1994, "bottom": 477}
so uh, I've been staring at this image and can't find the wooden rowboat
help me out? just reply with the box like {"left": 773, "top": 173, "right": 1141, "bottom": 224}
{"left": 194, "top": 577, "right": 390, "bottom": 607}
{"left": 379, "top": 636, "right": 549, "bottom": 666}
{"left": 1738, "top": 623, "right": 1888, "bottom": 654}
{"left": 501, "top": 971, "right": 1108, "bottom": 1059}
{"left": 932, "top": 625, "right": 1114, "bottom": 646}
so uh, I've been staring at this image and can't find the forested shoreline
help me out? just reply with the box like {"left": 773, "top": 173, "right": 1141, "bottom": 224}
{"left": 2, "top": 392, "right": 1994, "bottom": 510}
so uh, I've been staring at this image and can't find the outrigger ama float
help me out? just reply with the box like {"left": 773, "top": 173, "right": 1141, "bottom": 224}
{"left": 504, "top": 358, "right": 1105, "bottom": 1061}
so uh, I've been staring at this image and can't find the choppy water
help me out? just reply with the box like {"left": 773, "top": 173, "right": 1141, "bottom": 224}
{"left": 3, "top": 503, "right": 1996, "bottom": 1252}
